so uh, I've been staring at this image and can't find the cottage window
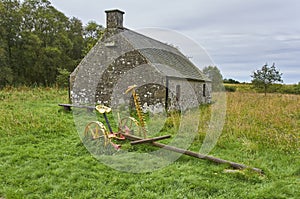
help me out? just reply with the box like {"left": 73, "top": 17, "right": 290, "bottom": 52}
{"left": 176, "top": 85, "right": 181, "bottom": 101}
{"left": 203, "top": 84, "right": 206, "bottom": 97}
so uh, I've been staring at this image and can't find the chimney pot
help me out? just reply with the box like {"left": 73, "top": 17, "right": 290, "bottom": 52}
{"left": 105, "top": 9, "right": 125, "bottom": 29}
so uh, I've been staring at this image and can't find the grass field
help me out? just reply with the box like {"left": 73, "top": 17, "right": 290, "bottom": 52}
{"left": 0, "top": 87, "right": 299, "bottom": 198}
{"left": 224, "top": 83, "right": 300, "bottom": 94}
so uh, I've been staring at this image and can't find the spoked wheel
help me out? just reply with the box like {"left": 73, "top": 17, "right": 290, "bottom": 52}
{"left": 83, "top": 121, "right": 120, "bottom": 154}
{"left": 119, "top": 116, "right": 142, "bottom": 136}
{"left": 84, "top": 121, "right": 109, "bottom": 145}
{"left": 83, "top": 121, "right": 111, "bottom": 154}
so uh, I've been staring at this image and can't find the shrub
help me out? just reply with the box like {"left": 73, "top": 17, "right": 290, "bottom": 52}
{"left": 56, "top": 68, "right": 70, "bottom": 88}
{"left": 223, "top": 78, "right": 240, "bottom": 84}
{"left": 279, "top": 84, "right": 300, "bottom": 95}
{"left": 224, "top": 85, "right": 236, "bottom": 92}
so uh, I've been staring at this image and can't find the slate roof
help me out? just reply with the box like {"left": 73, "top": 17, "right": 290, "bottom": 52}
{"left": 120, "top": 29, "right": 210, "bottom": 82}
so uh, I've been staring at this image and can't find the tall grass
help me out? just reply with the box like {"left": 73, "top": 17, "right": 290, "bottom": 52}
{"left": 224, "top": 83, "right": 300, "bottom": 94}
{"left": 0, "top": 87, "right": 299, "bottom": 198}
{"left": 223, "top": 92, "right": 299, "bottom": 151}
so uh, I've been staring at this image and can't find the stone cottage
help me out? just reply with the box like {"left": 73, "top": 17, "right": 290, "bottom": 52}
{"left": 70, "top": 9, "right": 211, "bottom": 112}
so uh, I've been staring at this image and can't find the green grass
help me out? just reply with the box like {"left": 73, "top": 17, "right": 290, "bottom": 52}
{"left": 0, "top": 87, "right": 299, "bottom": 198}
{"left": 224, "top": 83, "right": 300, "bottom": 94}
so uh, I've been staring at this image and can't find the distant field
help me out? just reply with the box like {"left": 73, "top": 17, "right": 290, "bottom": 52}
{"left": 0, "top": 87, "right": 299, "bottom": 198}
{"left": 224, "top": 83, "right": 300, "bottom": 94}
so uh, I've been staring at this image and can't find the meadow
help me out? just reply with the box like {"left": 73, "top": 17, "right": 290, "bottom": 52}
{"left": 224, "top": 83, "right": 300, "bottom": 94}
{"left": 0, "top": 87, "right": 299, "bottom": 198}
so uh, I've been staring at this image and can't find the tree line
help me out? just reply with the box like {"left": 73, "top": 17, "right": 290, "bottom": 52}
{"left": 203, "top": 64, "right": 300, "bottom": 95}
{"left": 0, "top": 0, "right": 104, "bottom": 87}
{"left": 1, "top": 0, "right": 297, "bottom": 95}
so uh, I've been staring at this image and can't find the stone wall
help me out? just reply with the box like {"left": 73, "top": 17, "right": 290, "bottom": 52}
{"left": 70, "top": 29, "right": 135, "bottom": 105}
{"left": 95, "top": 50, "right": 148, "bottom": 105}
{"left": 167, "top": 78, "right": 209, "bottom": 111}
{"left": 70, "top": 29, "right": 212, "bottom": 111}
{"left": 188, "top": 80, "right": 212, "bottom": 104}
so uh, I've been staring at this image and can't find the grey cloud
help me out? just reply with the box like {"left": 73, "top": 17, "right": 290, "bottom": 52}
{"left": 49, "top": 0, "right": 300, "bottom": 83}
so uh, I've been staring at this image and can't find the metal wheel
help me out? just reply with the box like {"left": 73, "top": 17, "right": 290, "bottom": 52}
{"left": 119, "top": 116, "right": 142, "bottom": 136}
{"left": 83, "top": 121, "right": 121, "bottom": 154}
{"left": 84, "top": 121, "right": 109, "bottom": 146}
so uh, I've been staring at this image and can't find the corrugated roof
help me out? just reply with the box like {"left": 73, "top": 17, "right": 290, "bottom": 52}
{"left": 120, "top": 30, "right": 210, "bottom": 81}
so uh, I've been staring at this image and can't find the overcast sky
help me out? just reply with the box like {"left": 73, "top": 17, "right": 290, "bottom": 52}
{"left": 49, "top": 0, "right": 300, "bottom": 83}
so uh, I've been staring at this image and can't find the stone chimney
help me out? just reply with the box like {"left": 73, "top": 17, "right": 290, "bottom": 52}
{"left": 105, "top": 9, "right": 125, "bottom": 29}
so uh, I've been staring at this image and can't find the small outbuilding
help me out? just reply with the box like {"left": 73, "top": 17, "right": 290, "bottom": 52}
{"left": 70, "top": 9, "right": 211, "bottom": 112}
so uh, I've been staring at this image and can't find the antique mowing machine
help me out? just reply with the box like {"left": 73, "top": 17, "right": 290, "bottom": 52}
{"left": 77, "top": 85, "right": 263, "bottom": 174}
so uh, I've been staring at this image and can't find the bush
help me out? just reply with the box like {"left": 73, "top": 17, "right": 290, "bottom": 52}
{"left": 224, "top": 85, "right": 236, "bottom": 92}
{"left": 223, "top": 78, "right": 240, "bottom": 84}
{"left": 56, "top": 68, "right": 70, "bottom": 88}
{"left": 267, "top": 84, "right": 283, "bottom": 93}
{"left": 278, "top": 84, "right": 300, "bottom": 95}
{"left": 0, "top": 66, "right": 13, "bottom": 88}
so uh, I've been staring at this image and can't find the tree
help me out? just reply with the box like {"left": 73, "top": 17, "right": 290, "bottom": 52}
{"left": 67, "top": 17, "right": 84, "bottom": 60}
{"left": 83, "top": 21, "right": 104, "bottom": 54}
{"left": 0, "top": 0, "right": 102, "bottom": 87}
{"left": 223, "top": 78, "right": 240, "bottom": 84}
{"left": 16, "top": 0, "right": 83, "bottom": 86}
{"left": 0, "top": 0, "right": 21, "bottom": 74}
{"left": 56, "top": 68, "right": 70, "bottom": 88}
{"left": 203, "top": 66, "right": 224, "bottom": 92}
{"left": 0, "top": 46, "right": 13, "bottom": 87}
{"left": 251, "top": 63, "right": 283, "bottom": 95}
